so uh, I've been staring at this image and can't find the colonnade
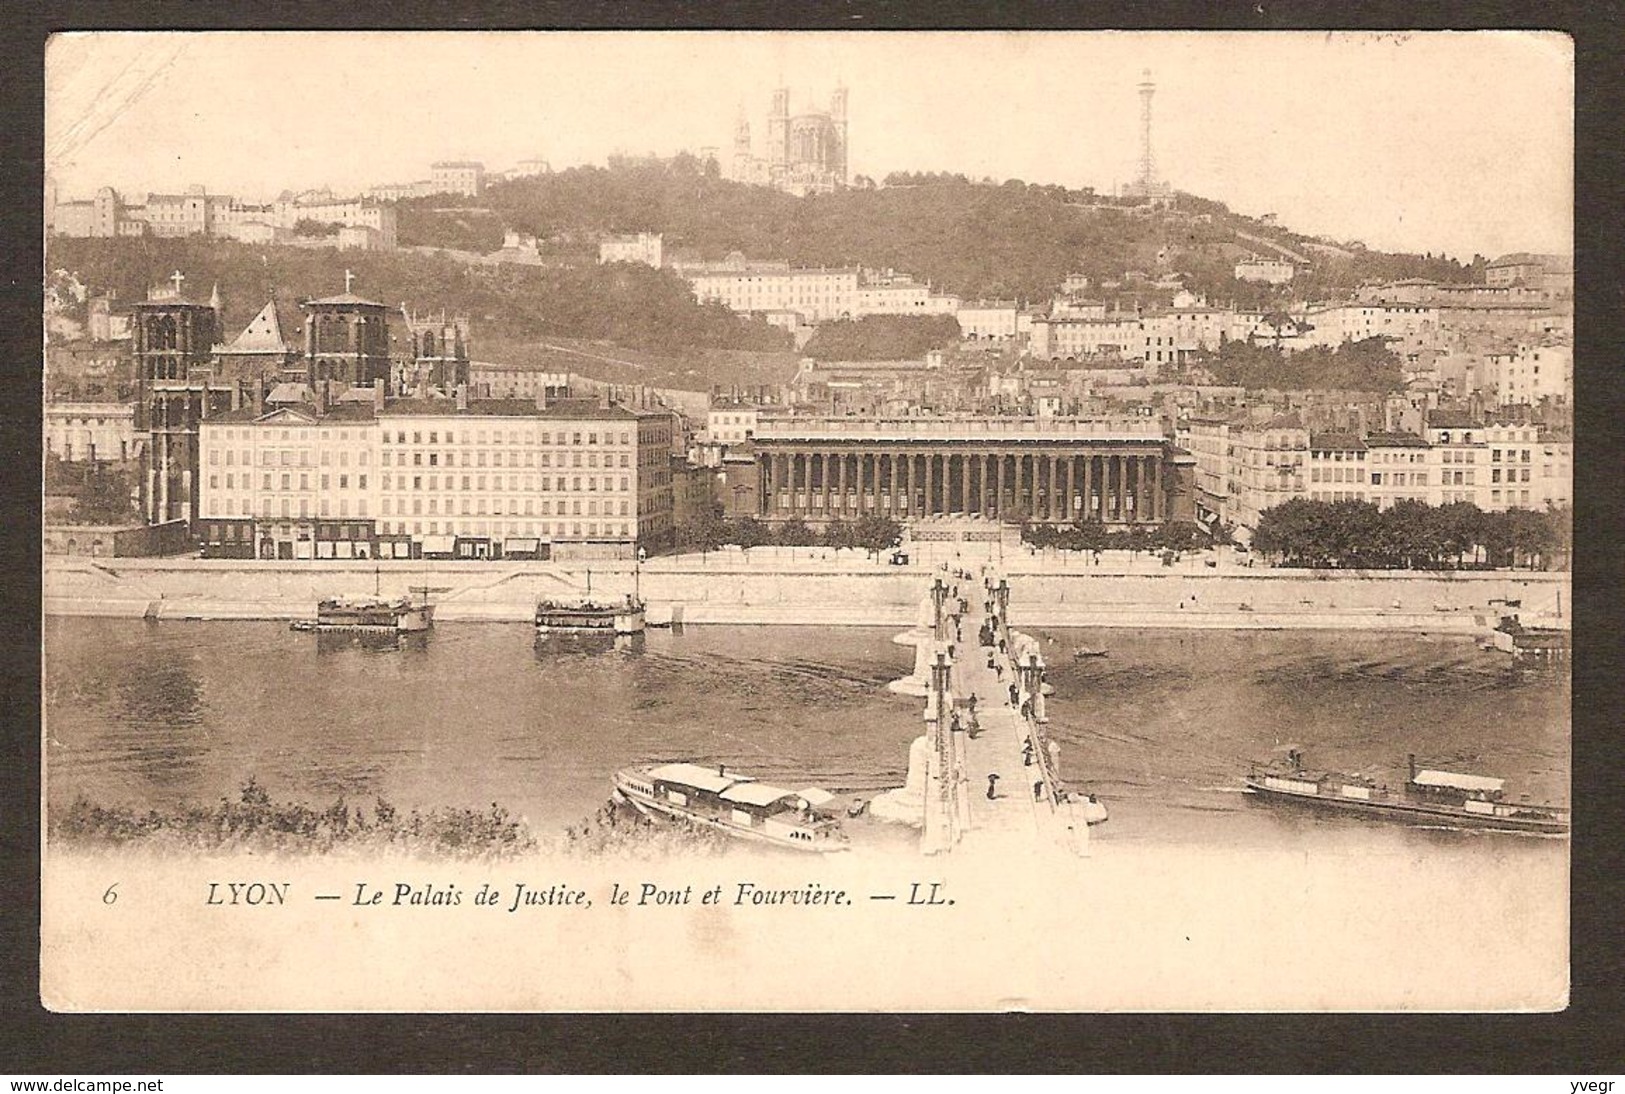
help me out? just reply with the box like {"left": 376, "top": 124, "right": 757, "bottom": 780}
{"left": 756, "top": 448, "right": 1169, "bottom": 525}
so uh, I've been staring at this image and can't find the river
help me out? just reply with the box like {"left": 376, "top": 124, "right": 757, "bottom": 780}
{"left": 43, "top": 617, "right": 1568, "bottom": 861}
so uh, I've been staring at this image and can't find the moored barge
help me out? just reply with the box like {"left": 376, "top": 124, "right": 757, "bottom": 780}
{"left": 307, "top": 590, "right": 434, "bottom": 633}
{"left": 537, "top": 596, "right": 646, "bottom": 634}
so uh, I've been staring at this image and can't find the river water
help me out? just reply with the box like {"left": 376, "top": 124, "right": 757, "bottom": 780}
{"left": 43, "top": 619, "right": 1568, "bottom": 860}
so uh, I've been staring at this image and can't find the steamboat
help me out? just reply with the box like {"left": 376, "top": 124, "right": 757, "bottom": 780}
{"left": 1244, "top": 750, "right": 1568, "bottom": 835}
{"left": 612, "top": 762, "right": 849, "bottom": 852}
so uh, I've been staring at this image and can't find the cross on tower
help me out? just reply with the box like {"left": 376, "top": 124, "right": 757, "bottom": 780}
{"left": 170, "top": 270, "right": 186, "bottom": 295}
{"left": 344, "top": 269, "right": 355, "bottom": 294}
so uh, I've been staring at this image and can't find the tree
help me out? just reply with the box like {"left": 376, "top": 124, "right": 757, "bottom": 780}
{"left": 731, "top": 516, "right": 771, "bottom": 549}
{"left": 820, "top": 518, "right": 857, "bottom": 550}
{"left": 852, "top": 513, "right": 903, "bottom": 555}
{"left": 675, "top": 508, "right": 726, "bottom": 553}
{"left": 68, "top": 463, "right": 138, "bottom": 524}
{"left": 1151, "top": 520, "right": 1204, "bottom": 558}
{"left": 772, "top": 518, "right": 816, "bottom": 547}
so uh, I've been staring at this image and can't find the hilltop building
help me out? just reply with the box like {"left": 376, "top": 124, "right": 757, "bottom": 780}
{"left": 50, "top": 184, "right": 397, "bottom": 250}
{"left": 728, "top": 86, "right": 849, "bottom": 197}
{"left": 598, "top": 232, "right": 664, "bottom": 268}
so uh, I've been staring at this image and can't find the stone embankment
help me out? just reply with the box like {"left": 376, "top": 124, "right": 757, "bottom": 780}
{"left": 44, "top": 548, "right": 1570, "bottom": 633}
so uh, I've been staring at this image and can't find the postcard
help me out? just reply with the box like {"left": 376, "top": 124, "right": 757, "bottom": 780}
{"left": 41, "top": 29, "right": 1571, "bottom": 1012}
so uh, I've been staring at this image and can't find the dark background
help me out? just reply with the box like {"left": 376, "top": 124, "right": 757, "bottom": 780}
{"left": 4, "top": 1, "right": 1621, "bottom": 1074}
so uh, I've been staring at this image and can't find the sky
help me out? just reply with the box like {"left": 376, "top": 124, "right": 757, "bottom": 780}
{"left": 45, "top": 30, "right": 1572, "bottom": 261}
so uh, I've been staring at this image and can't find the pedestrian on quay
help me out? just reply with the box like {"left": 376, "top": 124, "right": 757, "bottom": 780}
{"left": 986, "top": 773, "right": 1001, "bottom": 800}
{"left": 1009, "top": 683, "right": 1019, "bottom": 706}
{"left": 1033, "top": 780, "right": 1044, "bottom": 801}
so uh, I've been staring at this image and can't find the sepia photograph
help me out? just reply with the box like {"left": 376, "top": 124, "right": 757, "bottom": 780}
{"left": 39, "top": 29, "right": 1572, "bottom": 1013}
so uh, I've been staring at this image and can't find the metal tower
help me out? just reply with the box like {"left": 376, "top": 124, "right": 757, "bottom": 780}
{"left": 1137, "top": 68, "right": 1157, "bottom": 191}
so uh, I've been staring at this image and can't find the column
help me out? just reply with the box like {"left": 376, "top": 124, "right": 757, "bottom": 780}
{"left": 1048, "top": 454, "right": 1060, "bottom": 522}
{"left": 837, "top": 451, "right": 848, "bottom": 516}
{"left": 960, "top": 454, "right": 971, "bottom": 516}
{"left": 980, "top": 454, "right": 991, "bottom": 518}
{"left": 995, "top": 453, "right": 1006, "bottom": 520}
{"left": 820, "top": 452, "right": 832, "bottom": 515}
{"left": 889, "top": 452, "right": 900, "bottom": 514}
{"left": 1063, "top": 455, "right": 1074, "bottom": 523}
{"left": 924, "top": 454, "right": 936, "bottom": 516}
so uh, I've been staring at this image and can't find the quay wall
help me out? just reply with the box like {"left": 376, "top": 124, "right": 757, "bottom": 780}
{"left": 44, "top": 552, "right": 1570, "bottom": 632}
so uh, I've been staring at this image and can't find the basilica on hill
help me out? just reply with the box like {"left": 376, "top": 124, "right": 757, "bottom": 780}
{"left": 727, "top": 85, "right": 849, "bottom": 197}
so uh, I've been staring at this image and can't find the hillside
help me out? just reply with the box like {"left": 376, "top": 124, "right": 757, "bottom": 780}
{"left": 415, "top": 157, "right": 1484, "bottom": 306}
{"left": 45, "top": 235, "right": 793, "bottom": 367}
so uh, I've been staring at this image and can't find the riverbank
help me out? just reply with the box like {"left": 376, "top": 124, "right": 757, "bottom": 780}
{"left": 44, "top": 551, "right": 1570, "bottom": 632}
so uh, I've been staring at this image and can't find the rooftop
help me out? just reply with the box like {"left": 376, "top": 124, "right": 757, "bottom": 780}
{"left": 304, "top": 293, "right": 388, "bottom": 309}
{"left": 1363, "top": 431, "right": 1429, "bottom": 447}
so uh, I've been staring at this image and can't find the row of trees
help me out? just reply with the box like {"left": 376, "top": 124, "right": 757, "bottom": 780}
{"left": 675, "top": 509, "right": 903, "bottom": 555}
{"left": 1192, "top": 336, "right": 1407, "bottom": 393}
{"left": 1020, "top": 519, "right": 1222, "bottom": 558}
{"left": 802, "top": 315, "right": 961, "bottom": 360}
{"left": 1252, "top": 498, "right": 1570, "bottom": 570}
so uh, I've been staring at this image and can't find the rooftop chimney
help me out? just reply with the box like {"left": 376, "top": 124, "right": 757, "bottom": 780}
{"left": 373, "top": 378, "right": 386, "bottom": 412}
{"left": 455, "top": 383, "right": 469, "bottom": 411}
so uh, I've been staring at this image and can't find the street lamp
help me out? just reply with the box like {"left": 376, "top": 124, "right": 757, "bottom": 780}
{"left": 636, "top": 546, "right": 647, "bottom": 603}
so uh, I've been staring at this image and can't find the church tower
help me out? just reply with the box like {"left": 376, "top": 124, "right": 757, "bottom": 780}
{"left": 130, "top": 271, "right": 227, "bottom": 526}
{"left": 767, "top": 87, "right": 790, "bottom": 170}
{"left": 302, "top": 273, "right": 392, "bottom": 396}
{"left": 731, "top": 105, "right": 753, "bottom": 183}
{"left": 829, "top": 84, "right": 849, "bottom": 186}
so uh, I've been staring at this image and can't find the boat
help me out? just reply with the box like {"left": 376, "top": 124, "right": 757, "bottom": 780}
{"left": 536, "top": 595, "right": 646, "bottom": 635}
{"left": 612, "top": 762, "right": 849, "bottom": 852}
{"left": 1244, "top": 750, "right": 1568, "bottom": 834}
{"left": 1489, "top": 615, "right": 1570, "bottom": 666}
{"left": 1072, "top": 647, "right": 1109, "bottom": 660}
{"left": 310, "top": 586, "right": 434, "bottom": 633}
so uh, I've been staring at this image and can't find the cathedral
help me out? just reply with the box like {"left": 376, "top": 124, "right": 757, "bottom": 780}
{"left": 728, "top": 86, "right": 848, "bottom": 197}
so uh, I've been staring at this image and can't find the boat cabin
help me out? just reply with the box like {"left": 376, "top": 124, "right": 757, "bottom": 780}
{"left": 1409, "top": 767, "right": 1504, "bottom": 810}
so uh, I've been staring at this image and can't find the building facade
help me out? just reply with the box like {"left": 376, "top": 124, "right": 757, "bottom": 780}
{"left": 1234, "top": 258, "right": 1296, "bottom": 284}
{"left": 749, "top": 418, "right": 1195, "bottom": 527}
{"left": 429, "top": 161, "right": 486, "bottom": 198}
{"left": 44, "top": 402, "right": 141, "bottom": 464}
{"left": 196, "top": 394, "right": 676, "bottom": 560}
{"left": 679, "top": 257, "right": 859, "bottom": 323}
{"left": 598, "top": 232, "right": 664, "bottom": 267}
